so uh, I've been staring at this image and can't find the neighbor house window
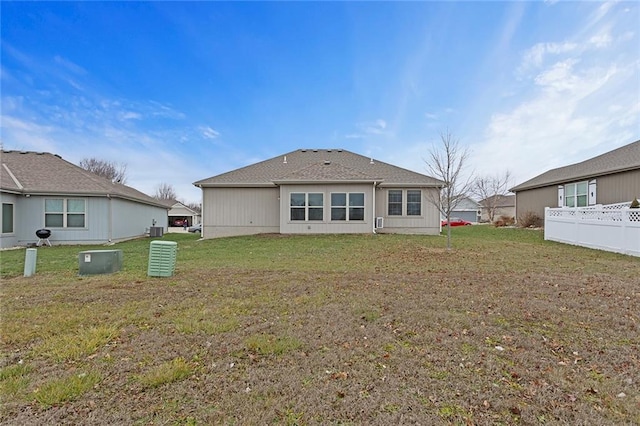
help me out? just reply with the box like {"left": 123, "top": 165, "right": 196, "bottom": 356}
{"left": 331, "top": 192, "right": 365, "bottom": 221}
{"left": 2, "top": 203, "right": 14, "bottom": 233}
{"left": 388, "top": 190, "right": 402, "bottom": 215}
{"left": 45, "top": 198, "right": 86, "bottom": 228}
{"left": 290, "top": 193, "right": 323, "bottom": 221}
{"left": 564, "top": 182, "right": 588, "bottom": 208}
{"left": 407, "top": 190, "right": 422, "bottom": 216}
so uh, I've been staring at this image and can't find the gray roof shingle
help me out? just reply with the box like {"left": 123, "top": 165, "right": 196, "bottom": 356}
{"left": 510, "top": 140, "right": 640, "bottom": 192}
{"left": 1, "top": 150, "right": 168, "bottom": 208}
{"left": 194, "top": 149, "right": 443, "bottom": 187}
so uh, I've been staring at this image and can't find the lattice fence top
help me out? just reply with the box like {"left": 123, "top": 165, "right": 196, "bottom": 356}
{"left": 547, "top": 199, "right": 640, "bottom": 223}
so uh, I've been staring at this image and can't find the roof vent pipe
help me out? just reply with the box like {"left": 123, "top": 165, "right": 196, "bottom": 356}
{"left": 324, "top": 160, "right": 331, "bottom": 165}
{"left": 370, "top": 158, "right": 374, "bottom": 164}
{"left": 283, "top": 156, "right": 287, "bottom": 164}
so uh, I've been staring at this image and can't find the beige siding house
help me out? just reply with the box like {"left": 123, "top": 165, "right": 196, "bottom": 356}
{"left": 0, "top": 150, "right": 169, "bottom": 248}
{"left": 194, "top": 149, "right": 444, "bottom": 238}
{"left": 510, "top": 140, "right": 640, "bottom": 220}
{"left": 479, "top": 194, "right": 515, "bottom": 223}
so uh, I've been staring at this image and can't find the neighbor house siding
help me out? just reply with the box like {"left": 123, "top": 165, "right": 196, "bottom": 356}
{"left": 515, "top": 186, "right": 557, "bottom": 220}
{"left": 111, "top": 198, "right": 168, "bottom": 242}
{"left": 202, "top": 187, "right": 280, "bottom": 238}
{"left": 6, "top": 196, "right": 167, "bottom": 246}
{"left": 515, "top": 169, "right": 640, "bottom": 220}
{"left": 374, "top": 187, "right": 441, "bottom": 235}
{"left": 280, "top": 183, "right": 373, "bottom": 234}
{"left": 595, "top": 170, "right": 640, "bottom": 205}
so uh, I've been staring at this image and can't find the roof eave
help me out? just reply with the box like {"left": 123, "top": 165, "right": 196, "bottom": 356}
{"left": 511, "top": 166, "right": 640, "bottom": 192}
{"left": 195, "top": 182, "right": 277, "bottom": 188}
{"left": 7, "top": 190, "right": 168, "bottom": 209}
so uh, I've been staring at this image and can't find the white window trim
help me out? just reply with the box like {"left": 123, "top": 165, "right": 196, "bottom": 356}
{"left": 388, "top": 189, "right": 423, "bottom": 217}
{"left": 290, "top": 193, "right": 324, "bottom": 222}
{"left": 562, "top": 181, "right": 589, "bottom": 208}
{"left": 44, "top": 198, "right": 87, "bottom": 228}
{"left": 330, "top": 192, "right": 365, "bottom": 221}
{"left": 406, "top": 189, "right": 422, "bottom": 216}
{"left": 388, "top": 189, "right": 403, "bottom": 216}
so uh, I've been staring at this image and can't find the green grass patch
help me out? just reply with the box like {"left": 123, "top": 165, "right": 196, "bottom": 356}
{"left": 33, "top": 325, "right": 119, "bottom": 362}
{"left": 136, "top": 357, "right": 194, "bottom": 389}
{"left": 34, "top": 371, "right": 101, "bottom": 408}
{"left": 244, "top": 334, "right": 303, "bottom": 356}
{"left": 0, "top": 363, "right": 32, "bottom": 402}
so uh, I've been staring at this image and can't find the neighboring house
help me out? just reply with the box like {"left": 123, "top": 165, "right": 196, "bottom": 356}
{"left": 510, "top": 140, "right": 640, "bottom": 220}
{"left": 450, "top": 196, "right": 481, "bottom": 223}
{"left": 479, "top": 194, "right": 515, "bottom": 223}
{"left": 0, "top": 150, "right": 169, "bottom": 248}
{"left": 193, "top": 148, "right": 444, "bottom": 238}
{"left": 166, "top": 199, "right": 200, "bottom": 227}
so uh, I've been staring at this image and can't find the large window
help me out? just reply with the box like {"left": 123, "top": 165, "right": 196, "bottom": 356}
{"left": 331, "top": 192, "right": 365, "bottom": 221}
{"left": 564, "top": 182, "right": 588, "bottom": 208}
{"left": 2, "top": 203, "right": 13, "bottom": 234}
{"left": 45, "top": 198, "right": 86, "bottom": 228}
{"left": 407, "top": 190, "right": 422, "bottom": 216}
{"left": 388, "top": 190, "right": 402, "bottom": 215}
{"left": 388, "top": 189, "right": 422, "bottom": 216}
{"left": 290, "top": 193, "right": 323, "bottom": 221}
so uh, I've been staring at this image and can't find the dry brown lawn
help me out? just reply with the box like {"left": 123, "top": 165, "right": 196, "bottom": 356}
{"left": 1, "top": 228, "right": 638, "bottom": 425}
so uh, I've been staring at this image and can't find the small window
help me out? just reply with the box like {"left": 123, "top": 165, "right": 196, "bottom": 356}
{"left": 290, "top": 193, "right": 306, "bottom": 221}
{"left": 331, "top": 193, "right": 347, "bottom": 220}
{"left": 388, "top": 190, "right": 402, "bottom": 216}
{"left": 407, "top": 190, "right": 422, "bottom": 216}
{"left": 348, "top": 193, "right": 365, "bottom": 221}
{"left": 2, "top": 203, "right": 14, "bottom": 234}
{"left": 308, "top": 193, "right": 324, "bottom": 221}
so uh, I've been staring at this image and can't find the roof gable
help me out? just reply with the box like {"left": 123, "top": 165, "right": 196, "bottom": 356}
{"left": 194, "top": 149, "right": 443, "bottom": 187}
{"left": 511, "top": 140, "right": 640, "bottom": 192}
{"left": 1, "top": 150, "right": 167, "bottom": 208}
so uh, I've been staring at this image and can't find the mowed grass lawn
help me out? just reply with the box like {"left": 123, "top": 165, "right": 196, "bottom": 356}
{"left": 1, "top": 227, "right": 638, "bottom": 425}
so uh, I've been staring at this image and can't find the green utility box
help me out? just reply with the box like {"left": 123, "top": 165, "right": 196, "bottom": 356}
{"left": 147, "top": 240, "right": 177, "bottom": 277}
{"left": 78, "top": 250, "right": 123, "bottom": 275}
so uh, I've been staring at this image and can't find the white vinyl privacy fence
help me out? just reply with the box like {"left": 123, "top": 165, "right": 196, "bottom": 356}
{"left": 544, "top": 202, "right": 640, "bottom": 257}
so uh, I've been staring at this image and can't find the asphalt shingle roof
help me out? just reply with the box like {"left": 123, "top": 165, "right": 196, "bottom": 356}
{"left": 510, "top": 140, "right": 640, "bottom": 192}
{"left": 1, "top": 150, "right": 167, "bottom": 208}
{"left": 194, "top": 149, "right": 443, "bottom": 187}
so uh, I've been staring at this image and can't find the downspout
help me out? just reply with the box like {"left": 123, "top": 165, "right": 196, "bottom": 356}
{"left": 372, "top": 181, "right": 377, "bottom": 234}
{"left": 107, "top": 194, "right": 113, "bottom": 242}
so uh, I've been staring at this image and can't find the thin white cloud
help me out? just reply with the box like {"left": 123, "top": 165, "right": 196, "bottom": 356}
{"left": 199, "top": 125, "right": 220, "bottom": 139}
{"left": 53, "top": 55, "right": 87, "bottom": 75}
{"left": 345, "top": 119, "right": 390, "bottom": 139}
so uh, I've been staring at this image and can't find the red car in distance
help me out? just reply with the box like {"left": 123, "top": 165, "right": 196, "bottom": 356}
{"left": 441, "top": 217, "right": 473, "bottom": 227}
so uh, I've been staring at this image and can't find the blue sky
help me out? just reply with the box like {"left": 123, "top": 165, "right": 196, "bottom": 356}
{"left": 2, "top": 1, "right": 638, "bottom": 204}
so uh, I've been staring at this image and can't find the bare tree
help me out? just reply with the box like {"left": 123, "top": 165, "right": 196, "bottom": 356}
{"left": 79, "top": 158, "right": 127, "bottom": 184}
{"left": 425, "top": 130, "right": 474, "bottom": 250}
{"left": 154, "top": 182, "right": 177, "bottom": 200}
{"left": 472, "top": 171, "right": 513, "bottom": 223}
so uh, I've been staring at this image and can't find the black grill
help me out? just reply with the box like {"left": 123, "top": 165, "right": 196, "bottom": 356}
{"left": 36, "top": 229, "right": 51, "bottom": 239}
